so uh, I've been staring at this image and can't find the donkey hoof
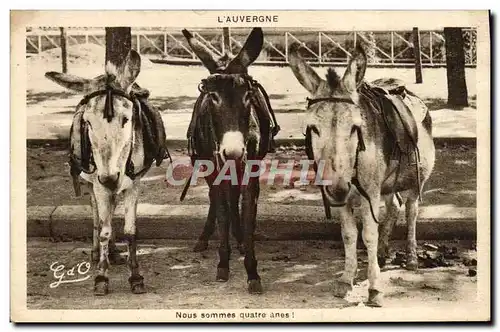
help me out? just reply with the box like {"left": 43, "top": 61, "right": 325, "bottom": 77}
{"left": 237, "top": 243, "right": 246, "bottom": 255}
{"left": 94, "top": 277, "right": 109, "bottom": 296}
{"left": 248, "top": 279, "right": 263, "bottom": 294}
{"left": 193, "top": 240, "right": 208, "bottom": 252}
{"left": 131, "top": 282, "right": 147, "bottom": 294}
{"left": 378, "top": 255, "right": 387, "bottom": 268}
{"left": 216, "top": 268, "right": 229, "bottom": 282}
{"left": 367, "top": 289, "right": 384, "bottom": 307}
{"left": 129, "top": 276, "right": 147, "bottom": 294}
{"left": 405, "top": 259, "right": 418, "bottom": 271}
{"left": 331, "top": 280, "right": 352, "bottom": 298}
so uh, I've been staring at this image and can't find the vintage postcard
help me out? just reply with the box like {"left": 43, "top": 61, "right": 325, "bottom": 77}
{"left": 11, "top": 10, "right": 490, "bottom": 323}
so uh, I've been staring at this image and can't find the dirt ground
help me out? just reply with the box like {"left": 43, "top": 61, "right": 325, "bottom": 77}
{"left": 27, "top": 143, "right": 476, "bottom": 208}
{"left": 27, "top": 239, "right": 477, "bottom": 310}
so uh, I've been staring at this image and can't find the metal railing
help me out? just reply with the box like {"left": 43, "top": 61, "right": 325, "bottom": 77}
{"left": 26, "top": 27, "right": 477, "bottom": 67}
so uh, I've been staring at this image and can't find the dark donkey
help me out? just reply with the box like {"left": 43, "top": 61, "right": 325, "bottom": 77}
{"left": 180, "top": 27, "right": 276, "bottom": 293}
{"left": 288, "top": 44, "right": 435, "bottom": 306}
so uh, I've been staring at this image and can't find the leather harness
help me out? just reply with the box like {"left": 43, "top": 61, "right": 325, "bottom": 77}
{"left": 69, "top": 84, "right": 170, "bottom": 195}
{"left": 304, "top": 96, "right": 379, "bottom": 224}
{"left": 180, "top": 74, "right": 274, "bottom": 201}
{"left": 304, "top": 84, "right": 423, "bottom": 223}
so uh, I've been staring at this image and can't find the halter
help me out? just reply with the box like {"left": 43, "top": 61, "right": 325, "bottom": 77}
{"left": 193, "top": 73, "right": 269, "bottom": 169}
{"left": 73, "top": 84, "right": 152, "bottom": 181}
{"left": 304, "top": 96, "right": 379, "bottom": 224}
{"left": 180, "top": 74, "right": 274, "bottom": 201}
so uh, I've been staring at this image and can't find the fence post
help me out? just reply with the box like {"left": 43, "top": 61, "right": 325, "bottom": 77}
{"left": 223, "top": 27, "right": 231, "bottom": 54}
{"left": 164, "top": 32, "right": 167, "bottom": 57}
{"left": 390, "top": 31, "right": 394, "bottom": 64}
{"left": 429, "top": 31, "right": 433, "bottom": 65}
{"left": 285, "top": 32, "right": 288, "bottom": 63}
{"left": 412, "top": 27, "right": 423, "bottom": 84}
{"left": 60, "top": 27, "right": 68, "bottom": 73}
{"left": 318, "top": 32, "right": 322, "bottom": 63}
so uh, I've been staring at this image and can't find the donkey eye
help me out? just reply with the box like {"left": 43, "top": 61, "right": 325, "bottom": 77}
{"left": 122, "top": 117, "right": 129, "bottom": 127}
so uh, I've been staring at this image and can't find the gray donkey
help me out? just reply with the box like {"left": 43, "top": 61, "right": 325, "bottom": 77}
{"left": 288, "top": 43, "right": 435, "bottom": 306}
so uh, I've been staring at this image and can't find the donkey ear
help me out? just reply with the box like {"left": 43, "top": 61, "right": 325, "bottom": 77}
{"left": 288, "top": 43, "right": 323, "bottom": 95}
{"left": 115, "top": 49, "right": 141, "bottom": 90}
{"left": 342, "top": 45, "right": 367, "bottom": 92}
{"left": 226, "top": 27, "right": 264, "bottom": 72}
{"left": 182, "top": 29, "right": 219, "bottom": 73}
{"left": 45, "top": 72, "right": 100, "bottom": 93}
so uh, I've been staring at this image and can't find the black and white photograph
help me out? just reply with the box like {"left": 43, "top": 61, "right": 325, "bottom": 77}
{"left": 10, "top": 10, "right": 490, "bottom": 322}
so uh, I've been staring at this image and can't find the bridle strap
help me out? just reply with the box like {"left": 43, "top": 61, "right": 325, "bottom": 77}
{"left": 181, "top": 75, "right": 265, "bottom": 201}
{"left": 78, "top": 86, "right": 135, "bottom": 108}
{"left": 306, "top": 97, "right": 355, "bottom": 108}
{"left": 75, "top": 86, "right": 152, "bottom": 181}
{"left": 351, "top": 129, "right": 379, "bottom": 224}
{"left": 304, "top": 97, "right": 379, "bottom": 224}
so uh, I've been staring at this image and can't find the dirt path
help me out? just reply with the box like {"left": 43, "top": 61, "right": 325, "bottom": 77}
{"left": 27, "top": 239, "right": 477, "bottom": 310}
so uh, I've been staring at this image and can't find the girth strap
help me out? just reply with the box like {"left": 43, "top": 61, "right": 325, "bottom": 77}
{"left": 352, "top": 125, "right": 379, "bottom": 224}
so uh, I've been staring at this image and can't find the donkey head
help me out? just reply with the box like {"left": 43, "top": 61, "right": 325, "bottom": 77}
{"left": 183, "top": 28, "right": 264, "bottom": 160}
{"left": 45, "top": 50, "right": 142, "bottom": 191}
{"left": 289, "top": 43, "right": 368, "bottom": 205}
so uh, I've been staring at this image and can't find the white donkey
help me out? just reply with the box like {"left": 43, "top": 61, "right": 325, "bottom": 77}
{"left": 45, "top": 50, "right": 168, "bottom": 295}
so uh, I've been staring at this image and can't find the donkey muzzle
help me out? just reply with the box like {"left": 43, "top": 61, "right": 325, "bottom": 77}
{"left": 98, "top": 172, "right": 120, "bottom": 191}
{"left": 324, "top": 177, "right": 352, "bottom": 206}
{"left": 220, "top": 131, "right": 246, "bottom": 160}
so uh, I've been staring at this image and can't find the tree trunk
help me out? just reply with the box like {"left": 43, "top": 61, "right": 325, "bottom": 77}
{"left": 60, "top": 27, "right": 67, "bottom": 73}
{"left": 444, "top": 27, "right": 469, "bottom": 107}
{"left": 105, "top": 27, "right": 132, "bottom": 68}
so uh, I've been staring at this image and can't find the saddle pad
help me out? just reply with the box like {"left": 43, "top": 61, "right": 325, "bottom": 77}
{"left": 381, "top": 94, "right": 419, "bottom": 152}
{"left": 138, "top": 99, "right": 168, "bottom": 167}
{"left": 370, "top": 77, "right": 406, "bottom": 93}
{"left": 399, "top": 91, "right": 428, "bottom": 124}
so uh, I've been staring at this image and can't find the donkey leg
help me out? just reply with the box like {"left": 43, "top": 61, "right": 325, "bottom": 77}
{"left": 193, "top": 199, "right": 216, "bottom": 252}
{"left": 405, "top": 191, "right": 420, "bottom": 271}
{"left": 332, "top": 206, "right": 357, "bottom": 298}
{"left": 93, "top": 187, "right": 114, "bottom": 296}
{"left": 377, "top": 194, "right": 403, "bottom": 268}
{"left": 360, "top": 196, "right": 384, "bottom": 307}
{"left": 242, "top": 179, "right": 262, "bottom": 294}
{"left": 124, "top": 184, "right": 146, "bottom": 294}
{"left": 89, "top": 186, "right": 100, "bottom": 266}
{"left": 108, "top": 230, "right": 126, "bottom": 265}
{"left": 230, "top": 185, "right": 245, "bottom": 255}
{"left": 215, "top": 187, "right": 231, "bottom": 282}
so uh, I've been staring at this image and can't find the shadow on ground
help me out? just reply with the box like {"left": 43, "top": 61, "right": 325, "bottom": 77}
{"left": 136, "top": 94, "right": 292, "bottom": 112}
{"left": 27, "top": 90, "right": 79, "bottom": 106}
{"left": 425, "top": 96, "right": 476, "bottom": 111}
{"left": 26, "top": 239, "right": 477, "bottom": 310}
